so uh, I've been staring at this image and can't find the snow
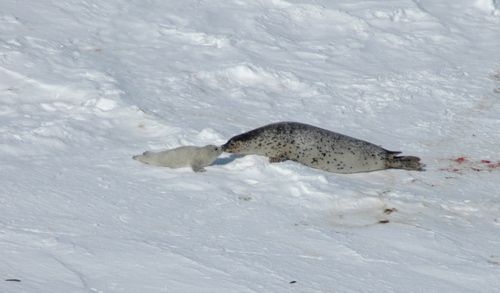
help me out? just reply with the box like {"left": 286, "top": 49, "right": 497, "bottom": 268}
{"left": 1, "top": 0, "right": 500, "bottom": 292}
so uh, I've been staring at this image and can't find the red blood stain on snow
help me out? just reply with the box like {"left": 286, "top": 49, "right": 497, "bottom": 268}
{"left": 444, "top": 157, "right": 500, "bottom": 174}
{"left": 479, "top": 159, "right": 500, "bottom": 169}
{"left": 486, "top": 162, "right": 500, "bottom": 169}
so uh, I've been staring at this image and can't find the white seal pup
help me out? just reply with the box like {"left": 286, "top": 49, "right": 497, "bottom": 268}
{"left": 133, "top": 145, "right": 222, "bottom": 172}
{"left": 222, "top": 122, "right": 422, "bottom": 174}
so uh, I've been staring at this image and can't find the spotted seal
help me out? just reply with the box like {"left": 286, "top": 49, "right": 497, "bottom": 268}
{"left": 133, "top": 145, "right": 222, "bottom": 172}
{"left": 222, "top": 122, "right": 422, "bottom": 174}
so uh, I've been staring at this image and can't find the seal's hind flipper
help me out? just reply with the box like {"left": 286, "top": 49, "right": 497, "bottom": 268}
{"left": 386, "top": 156, "right": 424, "bottom": 171}
{"left": 386, "top": 150, "right": 402, "bottom": 156}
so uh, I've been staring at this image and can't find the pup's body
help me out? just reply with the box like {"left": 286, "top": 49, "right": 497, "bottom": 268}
{"left": 133, "top": 145, "right": 222, "bottom": 172}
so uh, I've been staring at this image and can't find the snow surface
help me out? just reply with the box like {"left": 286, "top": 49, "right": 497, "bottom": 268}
{"left": 1, "top": 0, "right": 500, "bottom": 292}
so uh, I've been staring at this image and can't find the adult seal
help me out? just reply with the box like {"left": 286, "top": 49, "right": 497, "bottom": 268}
{"left": 222, "top": 122, "right": 422, "bottom": 174}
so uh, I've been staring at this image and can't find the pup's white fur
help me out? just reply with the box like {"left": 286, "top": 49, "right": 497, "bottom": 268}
{"left": 133, "top": 145, "right": 222, "bottom": 172}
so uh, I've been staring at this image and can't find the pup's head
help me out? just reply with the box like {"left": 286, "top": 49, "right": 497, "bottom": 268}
{"left": 203, "top": 145, "right": 223, "bottom": 156}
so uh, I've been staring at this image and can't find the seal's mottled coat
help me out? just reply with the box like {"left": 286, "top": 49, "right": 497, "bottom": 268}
{"left": 222, "top": 122, "right": 422, "bottom": 174}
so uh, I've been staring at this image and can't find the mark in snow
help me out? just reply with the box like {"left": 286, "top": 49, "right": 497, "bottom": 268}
{"left": 441, "top": 157, "right": 500, "bottom": 174}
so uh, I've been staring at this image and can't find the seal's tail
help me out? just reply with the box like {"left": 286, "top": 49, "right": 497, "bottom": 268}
{"left": 386, "top": 156, "right": 424, "bottom": 171}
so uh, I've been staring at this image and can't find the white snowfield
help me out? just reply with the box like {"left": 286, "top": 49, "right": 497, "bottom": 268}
{"left": 1, "top": 0, "right": 500, "bottom": 292}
